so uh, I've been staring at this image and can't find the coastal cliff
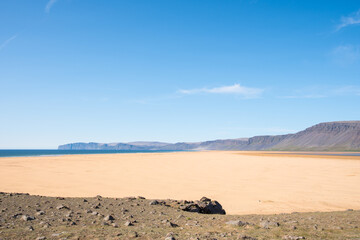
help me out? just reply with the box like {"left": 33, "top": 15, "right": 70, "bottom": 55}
{"left": 59, "top": 121, "right": 360, "bottom": 151}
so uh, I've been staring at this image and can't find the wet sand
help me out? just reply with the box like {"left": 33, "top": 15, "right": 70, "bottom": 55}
{"left": 0, "top": 151, "right": 359, "bottom": 215}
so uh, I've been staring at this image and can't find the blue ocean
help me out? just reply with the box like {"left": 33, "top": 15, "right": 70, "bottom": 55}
{"left": 0, "top": 149, "right": 177, "bottom": 158}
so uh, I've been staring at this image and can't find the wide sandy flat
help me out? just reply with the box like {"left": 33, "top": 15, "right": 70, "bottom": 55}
{"left": 0, "top": 151, "right": 359, "bottom": 215}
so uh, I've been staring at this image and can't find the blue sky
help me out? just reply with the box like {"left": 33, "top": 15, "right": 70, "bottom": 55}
{"left": 1, "top": 0, "right": 360, "bottom": 148}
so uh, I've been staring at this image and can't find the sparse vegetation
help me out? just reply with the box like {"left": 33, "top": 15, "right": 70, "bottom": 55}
{"left": 0, "top": 193, "right": 359, "bottom": 239}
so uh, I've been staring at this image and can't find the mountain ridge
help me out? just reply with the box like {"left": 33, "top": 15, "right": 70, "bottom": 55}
{"left": 58, "top": 121, "right": 360, "bottom": 151}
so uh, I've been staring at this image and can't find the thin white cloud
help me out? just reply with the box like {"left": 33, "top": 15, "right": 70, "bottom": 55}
{"left": 45, "top": 0, "right": 58, "bottom": 13}
{"left": 179, "top": 84, "right": 263, "bottom": 98}
{"left": 0, "top": 35, "right": 17, "bottom": 51}
{"left": 336, "top": 9, "right": 360, "bottom": 31}
{"left": 279, "top": 94, "right": 326, "bottom": 99}
{"left": 331, "top": 45, "right": 360, "bottom": 66}
{"left": 334, "top": 86, "right": 360, "bottom": 96}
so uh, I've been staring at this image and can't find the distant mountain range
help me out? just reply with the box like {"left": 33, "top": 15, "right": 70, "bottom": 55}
{"left": 58, "top": 121, "right": 360, "bottom": 151}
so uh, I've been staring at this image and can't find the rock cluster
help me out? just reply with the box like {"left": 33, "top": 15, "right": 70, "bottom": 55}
{"left": 179, "top": 197, "right": 226, "bottom": 215}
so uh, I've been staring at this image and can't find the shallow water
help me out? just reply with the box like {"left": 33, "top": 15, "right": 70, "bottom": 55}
{"left": 0, "top": 149, "right": 177, "bottom": 158}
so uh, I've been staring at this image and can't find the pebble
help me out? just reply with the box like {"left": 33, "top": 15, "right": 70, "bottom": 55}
{"left": 124, "top": 221, "right": 133, "bottom": 226}
{"left": 150, "top": 200, "right": 159, "bottom": 205}
{"left": 103, "top": 215, "right": 115, "bottom": 221}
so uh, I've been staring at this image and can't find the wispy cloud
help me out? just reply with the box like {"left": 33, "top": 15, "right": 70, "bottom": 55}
{"left": 331, "top": 45, "right": 360, "bottom": 66}
{"left": 0, "top": 35, "right": 17, "bottom": 51}
{"left": 334, "top": 86, "right": 360, "bottom": 96}
{"left": 179, "top": 84, "right": 264, "bottom": 98}
{"left": 279, "top": 94, "right": 326, "bottom": 99}
{"left": 336, "top": 9, "right": 360, "bottom": 31}
{"left": 45, "top": 0, "right": 59, "bottom": 13}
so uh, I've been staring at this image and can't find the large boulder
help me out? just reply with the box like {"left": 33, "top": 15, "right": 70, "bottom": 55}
{"left": 180, "top": 197, "right": 226, "bottom": 215}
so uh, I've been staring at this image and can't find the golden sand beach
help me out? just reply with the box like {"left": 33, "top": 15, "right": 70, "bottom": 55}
{"left": 0, "top": 151, "right": 359, "bottom": 215}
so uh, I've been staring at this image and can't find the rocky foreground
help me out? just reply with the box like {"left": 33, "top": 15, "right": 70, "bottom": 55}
{"left": 0, "top": 193, "right": 359, "bottom": 240}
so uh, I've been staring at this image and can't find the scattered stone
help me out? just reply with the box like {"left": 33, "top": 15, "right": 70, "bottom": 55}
{"left": 43, "top": 223, "right": 51, "bottom": 228}
{"left": 93, "top": 203, "right": 101, "bottom": 209}
{"left": 260, "top": 220, "right": 280, "bottom": 229}
{"left": 150, "top": 200, "right": 159, "bottom": 205}
{"left": 104, "top": 215, "right": 115, "bottom": 221}
{"left": 112, "top": 222, "right": 119, "bottom": 228}
{"left": 166, "top": 222, "right": 178, "bottom": 227}
{"left": 283, "top": 236, "right": 305, "bottom": 240}
{"left": 36, "top": 237, "right": 46, "bottom": 240}
{"left": 65, "top": 211, "right": 73, "bottom": 217}
{"left": 56, "top": 205, "right": 68, "bottom": 210}
{"left": 125, "top": 221, "right": 133, "bottom": 226}
{"left": 239, "top": 235, "right": 257, "bottom": 240}
{"left": 36, "top": 210, "right": 45, "bottom": 216}
{"left": 226, "top": 220, "right": 248, "bottom": 226}
{"left": 26, "top": 225, "right": 34, "bottom": 231}
{"left": 21, "top": 215, "right": 35, "bottom": 221}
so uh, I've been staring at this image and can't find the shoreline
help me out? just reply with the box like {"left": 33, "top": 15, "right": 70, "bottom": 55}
{"left": 1, "top": 149, "right": 360, "bottom": 158}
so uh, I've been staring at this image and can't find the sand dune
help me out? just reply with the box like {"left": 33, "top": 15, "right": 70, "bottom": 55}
{"left": 0, "top": 151, "right": 359, "bottom": 215}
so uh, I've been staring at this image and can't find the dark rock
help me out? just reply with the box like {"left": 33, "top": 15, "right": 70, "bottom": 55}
{"left": 36, "top": 211, "right": 45, "bottom": 216}
{"left": 56, "top": 205, "right": 68, "bottom": 210}
{"left": 200, "top": 197, "right": 211, "bottom": 202}
{"left": 150, "top": 200, "right": 159, "bottom": 205}
{"left": 21, "top": 215, "right": 35, "bottom": 221}
{"left": 93, "top": 203, "right": 101, "bottom": 209}
{"left": 166, "top": 222, "right": 178, "bottom": 227}
{"left": 180, "top": 198, "right": 226, "bottom": 214}
{"left": 239, "top": 235, "right": 257, "bottom": 240}
{"left": 125, "top": 220, "right": 133, "bottom": 226}
{"left": 104, "top": 215, "right": 115, "bottom": 221}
